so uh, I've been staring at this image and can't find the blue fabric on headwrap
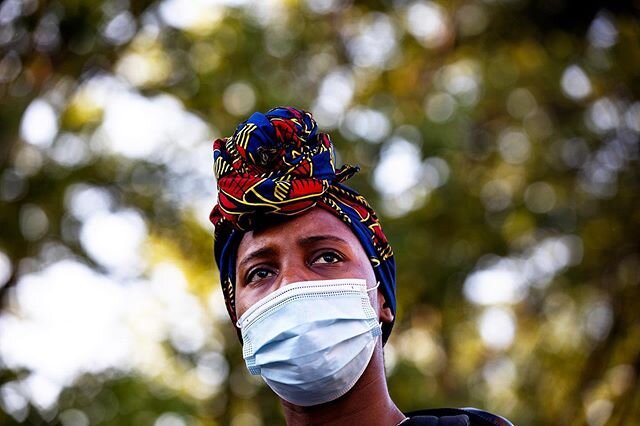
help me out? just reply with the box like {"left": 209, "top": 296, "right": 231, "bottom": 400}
{"left": 211, "top": 107, "right": 396, "bottom": 342}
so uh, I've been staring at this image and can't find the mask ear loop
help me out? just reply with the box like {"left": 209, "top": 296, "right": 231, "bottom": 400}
{"left": 366, "top": 282, "right": 385, "bottom": 331}
{"left": 366, "top": 281, "right": 381, "bottom": 292}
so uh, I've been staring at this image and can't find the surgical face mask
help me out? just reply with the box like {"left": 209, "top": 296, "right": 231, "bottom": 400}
{"left": 236, "top": 278, "right": 382, "bottom": 407}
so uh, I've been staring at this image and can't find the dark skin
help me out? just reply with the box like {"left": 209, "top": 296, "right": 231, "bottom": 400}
{"left": 235, "top": 208, "right": 406, "bottom": 426}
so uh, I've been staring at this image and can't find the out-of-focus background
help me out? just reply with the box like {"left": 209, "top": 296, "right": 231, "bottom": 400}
{"left": 0, "top": 0, "right": 639, "bottom": 425}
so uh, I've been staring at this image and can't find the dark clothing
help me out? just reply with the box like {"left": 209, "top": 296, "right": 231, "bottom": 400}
{"left": 404, "top": 408, "right": 514, "bottom": 426}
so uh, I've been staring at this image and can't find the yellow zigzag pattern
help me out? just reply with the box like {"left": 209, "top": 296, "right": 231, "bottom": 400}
{"left": 235, "top": 123, "right": 257, "bottom": 150}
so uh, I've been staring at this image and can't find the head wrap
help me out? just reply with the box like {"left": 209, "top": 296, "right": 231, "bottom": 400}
{"left": 210, "top": 107, "right": 396, "bottom": 342}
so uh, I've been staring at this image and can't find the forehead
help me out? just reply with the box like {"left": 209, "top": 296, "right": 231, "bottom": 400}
{"left": 237, "top": 208, "right": 362, "bottom": 258}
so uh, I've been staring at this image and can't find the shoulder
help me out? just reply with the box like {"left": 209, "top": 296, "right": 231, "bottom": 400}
{"left": 404, "top": 407, "right": 514, "bottom": 426}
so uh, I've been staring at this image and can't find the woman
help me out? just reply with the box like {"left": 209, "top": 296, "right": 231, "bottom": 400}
{"left": 210, "top": 107, "right": 513, "bottom": 426}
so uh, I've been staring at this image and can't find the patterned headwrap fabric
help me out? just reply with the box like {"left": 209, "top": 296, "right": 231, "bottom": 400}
{"left": 210, "top": 107, "right": 396, "bottom": 342}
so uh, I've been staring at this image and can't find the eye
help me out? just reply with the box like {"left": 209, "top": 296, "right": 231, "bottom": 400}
{"left": 245, "top": 267, "right": 276, "bottom": 284}
{"left": 311, "top": 251, "right": 343, "bottom": 265}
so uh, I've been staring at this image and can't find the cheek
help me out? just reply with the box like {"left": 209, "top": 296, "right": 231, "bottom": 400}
{"left": 234, "top": 296, "right": 246, "bottom": 320}
{"left": 234, "top": 283, "right": 273, "bottom": 319}
{"left": 234, "top": 287, "right": 255, "bottom": 319}
{"left": 356, "top": 257, "right": 377, "bottom": 285}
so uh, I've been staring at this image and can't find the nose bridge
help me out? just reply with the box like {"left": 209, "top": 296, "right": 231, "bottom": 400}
{"left": 276, "top": 253, "right": 312, "bottom": 289}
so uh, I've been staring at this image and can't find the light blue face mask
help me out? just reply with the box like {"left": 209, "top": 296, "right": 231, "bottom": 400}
{"left": 236, "top": 278, "right": 382, "bottom": 407}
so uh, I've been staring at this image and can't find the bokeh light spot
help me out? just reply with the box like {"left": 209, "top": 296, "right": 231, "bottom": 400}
{"left": 587, "top": 97, "right": 620, "bottom": 134}
{"left": 456, "top": 4, "right": 488, "bottom": 37}
{"left": 561, "top": 65, "right": 592, "bottom": 100}
{"left": 49, "top": 133, "right": 91, "bottom": 167}
{"left": 584, "top": 300, "right": 613, "bottom": 342}
{"left": 373, "top": 138, "right": 422, "bottom": 196}
{"left": 425, "top": 92, "right": 456, "bottom": 122}
{"left": 305, "top": 0, "right": 343, "bottom": 14}
{"left": 524, "top": 182, "right": 556, "bottom": 214}
{"left": 482, "top": 357, "right": 517, "bottom": 390}
{"left": 585, "top": 399, "right": 613, "bottom": 426}
{"left": 345, "top": 13, "right": 398, "bottom": 69}
{"left": 65, "top": 184, "right": 114, "bottom": 221}
{"left": 342, "top": 107, "right": 390, "bottom": 143}
{"left": 312, "top": 68, "right": 354, "bottom": 128}
{"left": 20, "top": 99, "right": 58, "bottom": 147}
{"left": 159, "top": 0, "right": 224, "bottom": 32}
{"left": 79, "top": 209, "right": 147, "bottom": 276}
{"left": 223, "top": 82, "right": 257, "bottom": 117}
{"left": 0, "top": 381, "right": 28, "bottom": 422}
{"left": 507, "top": 88, "right": 537, "bottom": 119}
{"left": 0, "top": 250, "right": 11, "bottom": 288}
{"left": 405, "top": 1, "right": 448, "bottom": 48}
{"left": 588, "top": 12, "right": 617, "bottom": 49}
{"left": 155, "top": 412, "right": 187, "bottom": 426}
{"left": 0, "top": 50, "right": 22, "bottom": 83}
{"left": 59, "top": 408, "right": 90, "bottom": 426}
{"left": 478, "top": 307, "right": 516, "bottom": 351}
{"left": 481, "top": 180, "right": 513, "bottom": 212}
{"left": 498, "top": 129, "right": 530, "bottom": 164}
{"left": 19, "top": 204, "right": 49, "bottom": 241}
{"left": 102, "top": 11, "right": 136, "bottom": 46}
{"left": 464, "top": 266, "right": 527, "bottom": 306}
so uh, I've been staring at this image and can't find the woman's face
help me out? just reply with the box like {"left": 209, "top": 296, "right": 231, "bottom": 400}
{"left": 234, "top": 207, "right": 379, "bottom": 320}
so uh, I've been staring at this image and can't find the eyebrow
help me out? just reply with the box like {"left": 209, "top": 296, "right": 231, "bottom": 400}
{"left": 237, "top": 246, "right": 278, "bottom": 271}
{"left": 237, "top": 235, "right": 350, "bottom": 271}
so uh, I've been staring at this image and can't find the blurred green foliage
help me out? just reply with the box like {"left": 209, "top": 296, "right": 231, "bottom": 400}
{"left": 1, "top": 0, "right": 639, "bottom": 425}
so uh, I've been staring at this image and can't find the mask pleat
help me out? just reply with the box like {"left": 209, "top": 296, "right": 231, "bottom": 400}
{"left": 256, "top": 321, "right": 377, "bottom": 375}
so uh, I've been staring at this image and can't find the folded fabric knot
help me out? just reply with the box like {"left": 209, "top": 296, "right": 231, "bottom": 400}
{"left": 210, "top": 106, "right": 358, "bottom": 231}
